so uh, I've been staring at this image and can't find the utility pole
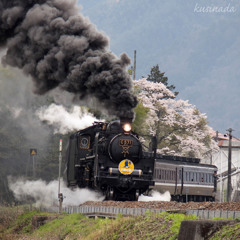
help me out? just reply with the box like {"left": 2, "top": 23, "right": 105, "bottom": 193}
{"left": 133, "top": 50, "right": 136, "bottom": 80}
{"left": 58, "top": 139, "right": 63, "bottom": 214}
{"left": 30, "top": 149, "right": 37, "bottom": 178}
{"left": 227, "top": 128, "right": 233, "bottom": 202}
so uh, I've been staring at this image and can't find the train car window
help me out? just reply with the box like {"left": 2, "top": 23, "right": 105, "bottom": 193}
{"left": 201, "top": 173, "right": 204, "bottom": 182}
{"left": 190, "top": 172, "right": 193, "bottom": 182}
{"left": 156, "top": 169, "right": 160, "bottom": 179}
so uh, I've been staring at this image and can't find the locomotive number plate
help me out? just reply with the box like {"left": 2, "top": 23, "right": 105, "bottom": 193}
{"left": 119, "top": 139, "right": 133, "bottom": 146}
{"left": 118, "top": 159, "right": 134, "bottom": 175}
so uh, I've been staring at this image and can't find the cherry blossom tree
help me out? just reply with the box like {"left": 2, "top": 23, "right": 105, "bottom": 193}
{"left": 133, "top": 78, "right": 219, "bottom": 159}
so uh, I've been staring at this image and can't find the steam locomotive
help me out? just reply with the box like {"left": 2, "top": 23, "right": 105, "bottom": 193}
{"left": 66, "top": 119, "right": 217, "bottom": 201}
{"left": 66, "top": 119, "right": 155, "bottom": 200}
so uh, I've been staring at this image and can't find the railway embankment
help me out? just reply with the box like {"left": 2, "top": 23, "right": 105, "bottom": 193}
{"left": 1, "top": 203, "right": 240, "bottom": 239}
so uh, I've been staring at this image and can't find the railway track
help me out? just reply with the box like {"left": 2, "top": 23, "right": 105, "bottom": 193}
{"left": 81, "top": 200, "right": 240, "bottom": 211}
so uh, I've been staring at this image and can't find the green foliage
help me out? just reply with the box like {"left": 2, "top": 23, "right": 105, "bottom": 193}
{"left": 0, "top": 209, "right": 201, "bottom": 240}
{"left": 4, "top": 209, "right": 240, "bottom": 240}
{"left": 33, "top": 213, "right": 113, "bottom": 240}
{"left": 209, "top": 222, "right": 240, "bottom": 240}
{"left": 0, "top": 205, "right": 27, "bottom": 233}
{"left": 4, "top": 209, "right": 40, "bottom": 235}
{"left": 160, "top": 212, "right": 198, "bottom": 240}
{"left": 147, "top": 64, "right": 178, "bottom": 96}
{"left": 132, "top": 102, "right": 149, "bottom": 135}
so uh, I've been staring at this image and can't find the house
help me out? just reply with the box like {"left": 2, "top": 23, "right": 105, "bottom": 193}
{"left": 210, "top": 131, "right": 240, "bottom": 202}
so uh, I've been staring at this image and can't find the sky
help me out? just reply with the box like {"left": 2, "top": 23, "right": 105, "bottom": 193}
{"left": 77, "top": 0, "right": 240, "bottom": 136}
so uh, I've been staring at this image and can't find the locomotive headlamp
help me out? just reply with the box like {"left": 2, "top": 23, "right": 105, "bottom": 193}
{"left": 123, "top": 123, "right": 132, "bottom": 132}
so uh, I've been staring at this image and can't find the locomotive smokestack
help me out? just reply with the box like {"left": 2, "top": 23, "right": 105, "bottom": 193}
{"left": 120, "top": 117, "right": 133, "bottom": 124}
{"left": 0, "top": 0, "right": 137, "bottom": 119}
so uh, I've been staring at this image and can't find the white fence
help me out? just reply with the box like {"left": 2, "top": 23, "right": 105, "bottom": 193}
{"left": 40, "top": 205, "right": 240, "bottom": 219}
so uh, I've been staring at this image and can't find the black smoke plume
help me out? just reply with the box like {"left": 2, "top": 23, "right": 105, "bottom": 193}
{"left": 0, "top": 0, "right": 137, "bottom": 119}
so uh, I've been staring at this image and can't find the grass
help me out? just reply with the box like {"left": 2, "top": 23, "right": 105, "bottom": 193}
{"left": 0, "top": 205, "right": 26, "bottom": 231}
{"left": 209, "top": 222, "right": 240, "bottom": 240}
{"left": 0, "top": 206, "right": 240, "bottom": 240}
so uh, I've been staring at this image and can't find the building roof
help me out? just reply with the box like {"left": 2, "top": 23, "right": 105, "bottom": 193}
{"left": 211, "top": 130, "right": 240, "bottom": 147}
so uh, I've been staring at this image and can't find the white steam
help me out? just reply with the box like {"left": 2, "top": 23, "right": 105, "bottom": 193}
{"left": 8, "top": 177, "right": 104, "bottom": 207}
{"left": 36, "top": 103, "right": 100, "bottom": 134}
{"left": 7, "top": 105, "right": 23, "bottom": 118}
{"left": 138, "top": 190, "right": 171, "bottom": 202}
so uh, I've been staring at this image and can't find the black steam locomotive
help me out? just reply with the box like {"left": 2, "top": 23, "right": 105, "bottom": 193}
{"left": 66, "top": 119, "right": 155, "bottom": 200}
{"left": 66, "top": 119, "right": 217, "bottom": 201}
